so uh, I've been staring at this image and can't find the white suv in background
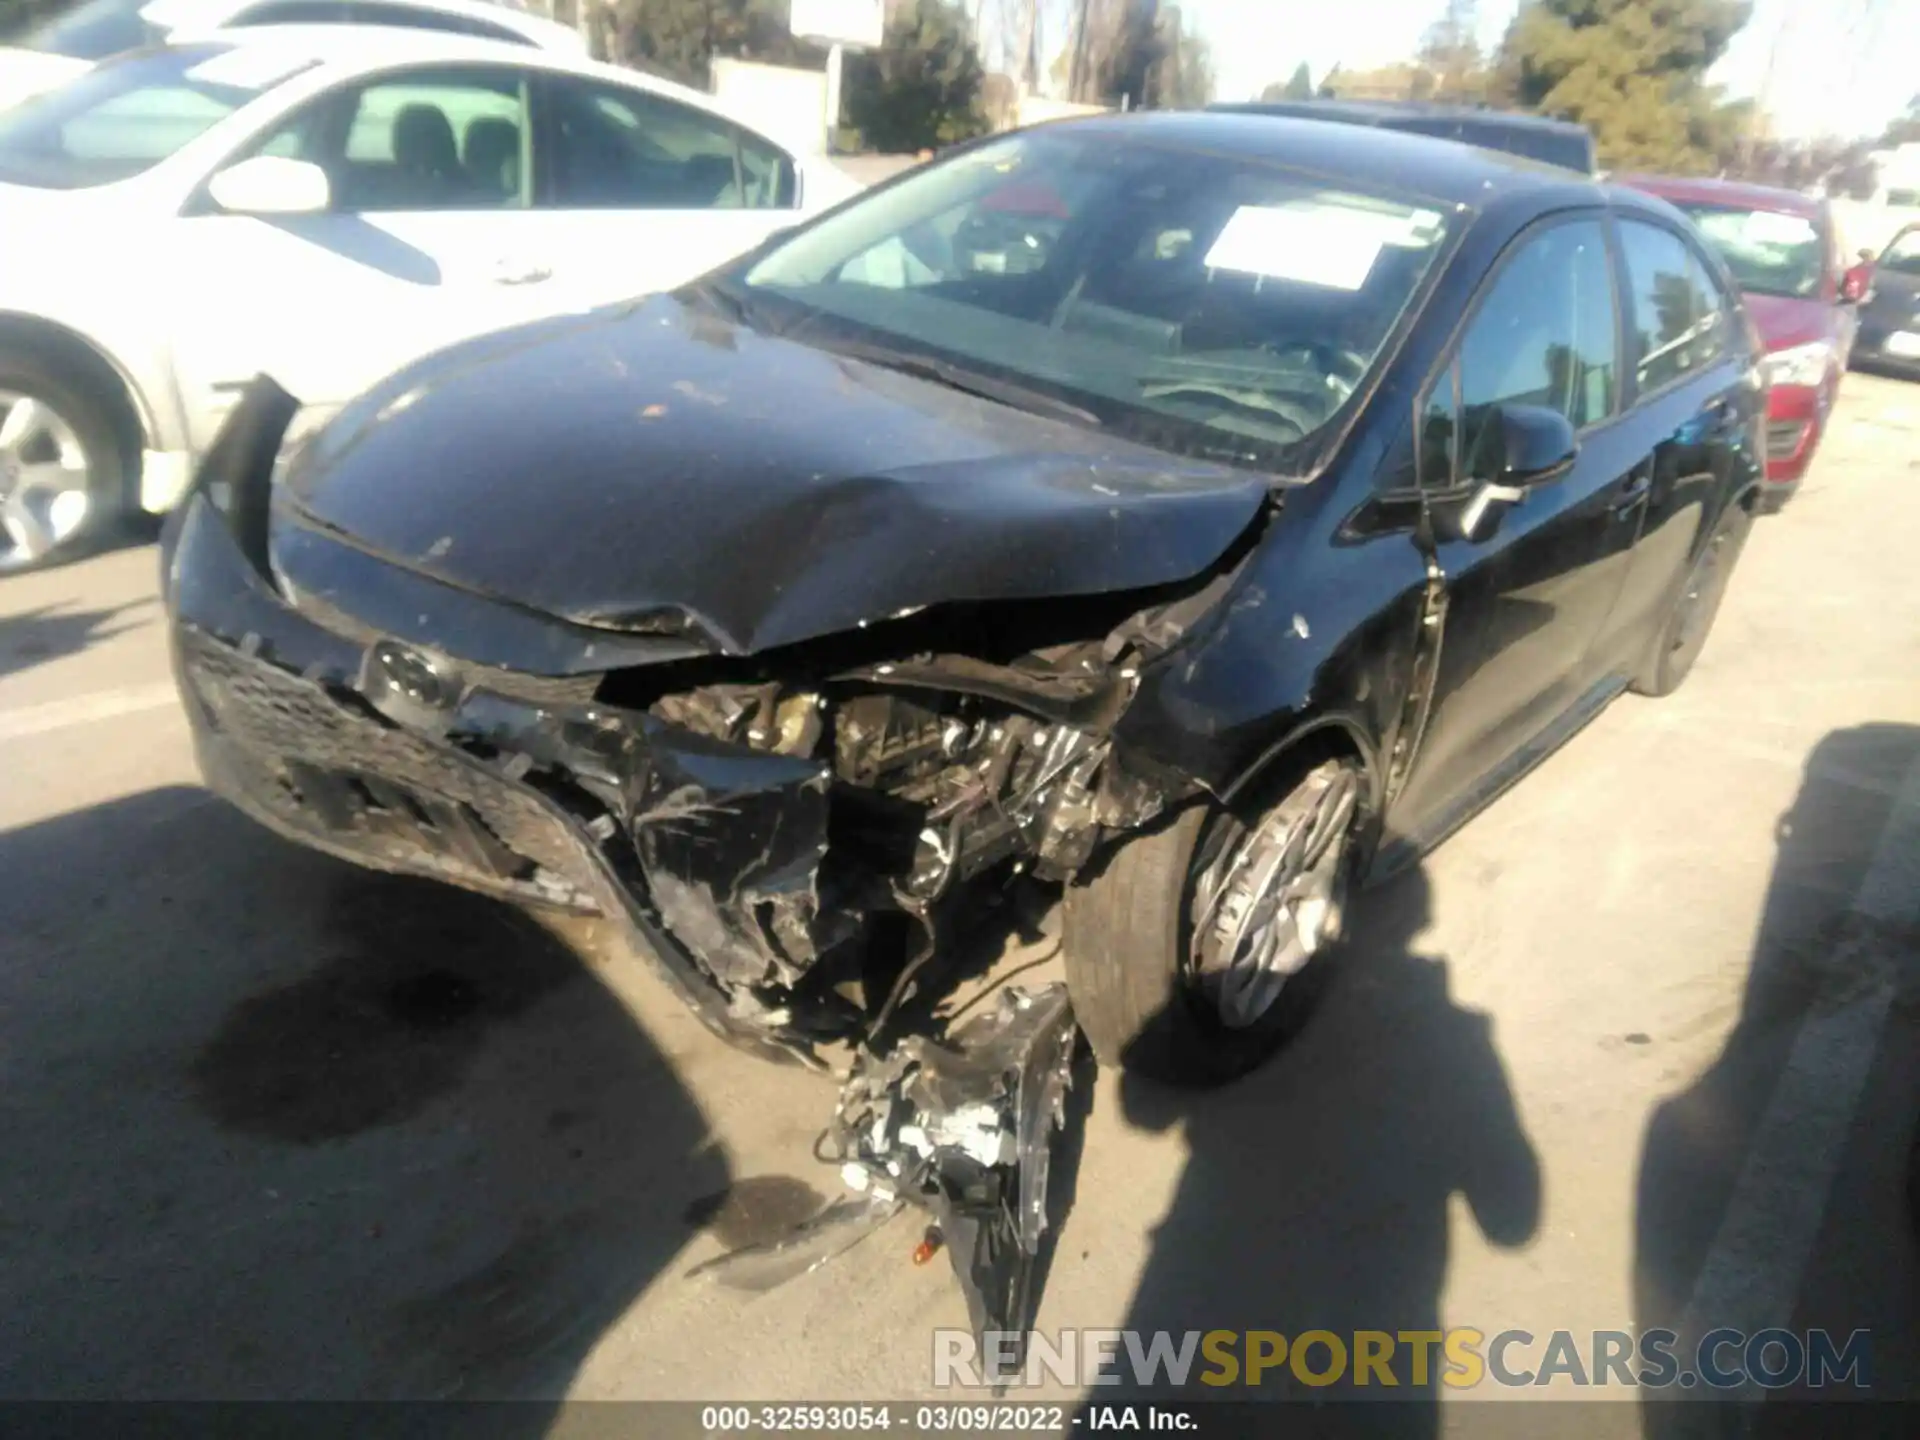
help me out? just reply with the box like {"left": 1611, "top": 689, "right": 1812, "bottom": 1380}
{"left": 0, "top": 29, "right": 857, "bottom": 572}
{"left": 0, "top": 0, "right": 585, "bottom": 110}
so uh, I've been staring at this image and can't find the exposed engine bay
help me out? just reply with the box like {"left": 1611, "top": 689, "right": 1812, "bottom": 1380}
{"left": 622, "top": 662, "right": 1181, "bottom": 1061}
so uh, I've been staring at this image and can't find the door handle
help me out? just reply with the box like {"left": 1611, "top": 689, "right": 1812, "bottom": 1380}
{"left": 1612, "top": 467, "right": 1653, "bottom": 515}
{"left": 491, "top": 258, "right": 552, "bottom": 286}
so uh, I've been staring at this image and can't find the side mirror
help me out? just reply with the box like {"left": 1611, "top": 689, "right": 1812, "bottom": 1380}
{"left": 206, "top": 156, "right": 331, "bottom": 217}
{"left": 1839, "top": 261, "right": 1874, "bottom": 303}
{"left": 1454, "top": 403, "right": 1578, "bottom": 538}
{"left": 1485, "top": 403, "right": 1579, "bottom": 485}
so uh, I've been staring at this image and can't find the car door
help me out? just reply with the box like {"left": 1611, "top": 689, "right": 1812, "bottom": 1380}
{"left": 168, "top": 62, "right": 555, "bottom": 452}
{"left": 1387, "top": 211, "right": 1645, "bottom": 850}
{"left": 523, "top": 72, "right": 804, "bottom": 311}
{"left": 1595, "top": 216, "right": 1757, "bottom": 675}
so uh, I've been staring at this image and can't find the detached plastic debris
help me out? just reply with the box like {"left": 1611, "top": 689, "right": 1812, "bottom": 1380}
{"left": 692, "top": 983, "right": 1080, "bottom": 1365}
{"left": 686, "top": 1190, "right": 904, "bottom": 1292}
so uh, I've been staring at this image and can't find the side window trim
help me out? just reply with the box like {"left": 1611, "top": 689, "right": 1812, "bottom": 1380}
{"left": 1409, "top": 206, "right": 1618, "bottom": 494}
{"left": 1413, "top": 357, "right": 1460, "bottom": 492}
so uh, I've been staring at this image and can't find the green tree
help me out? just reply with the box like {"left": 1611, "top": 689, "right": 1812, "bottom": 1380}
{"left": 1418, "top": 0, "right": 1488, "bottom": 101}
{"left": 843, "top": 0, "right": 987, "bottom": 152}
{"left": 606, "top": 0, "right": 820, "bottom": 90}
{"left": 1495, "top": 0, "right": 1752, "bottom": 171}
{"left": 0, "top": 0, "right": 67, "bottom": 42}
{"left": 1153, "top": 20, "right": 1215, "bottom": 108}
{"left": 1259, "top": 62, "right": 1313, "bottom": 102}
{"left": 1885, "top": 93, "right": 1920, "bottom": 147}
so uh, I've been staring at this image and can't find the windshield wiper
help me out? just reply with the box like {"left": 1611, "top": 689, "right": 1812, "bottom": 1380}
{"left": 827, "top": 341, "right": 1103, "bottom": 429}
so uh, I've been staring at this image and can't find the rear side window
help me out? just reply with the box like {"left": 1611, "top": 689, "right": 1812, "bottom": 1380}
{"left": 342, "top": 2, "right": 534, "bottom": 43}
{"left": 1617, "top": 219, "right": 1726, "bottom": 392}
{"left": 543, "top": 78, "right": 797, "bottom": 210}
{"left": 225, "top": 1, "right": 350, "bottom": 22}
{"left": 16, "top": 0, "right": 163, "bottom": 60}
{"left": 1685, "top": 249, "right": 1734, "bottom": 370}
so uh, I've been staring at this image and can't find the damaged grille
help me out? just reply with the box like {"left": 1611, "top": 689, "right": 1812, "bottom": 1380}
{"left": 179, "top": 630, "right": 600, "bottom": 910}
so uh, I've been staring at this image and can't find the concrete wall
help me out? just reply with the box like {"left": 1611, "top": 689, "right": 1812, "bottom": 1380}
{"left": 1014, "top": 96, "right": 1111, "bottom": 127}
{"left": 710, "top": 58, "right": 829, "bottom": 155}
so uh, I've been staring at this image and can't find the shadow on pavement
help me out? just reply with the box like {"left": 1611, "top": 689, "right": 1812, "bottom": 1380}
{"left": 1637, "top": 723, "right": 1920, "bottom": 1434}
{"left": 0, "top": 596, "right": 155, "bottom": 681}
{"left": 0, "top": 785, "right": 729, "bottom": 1408}
{"left": 1101, "top": 863, "right": 1542, "bottom": 1435}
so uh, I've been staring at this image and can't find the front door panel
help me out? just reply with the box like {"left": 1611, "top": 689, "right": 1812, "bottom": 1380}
{"left": 1387, "top": 213, "right": 1638, "bottom": 848}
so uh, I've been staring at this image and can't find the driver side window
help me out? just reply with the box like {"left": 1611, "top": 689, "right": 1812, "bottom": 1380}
{"left": 1421, "top": 216, "right": 1617, "bottom": 488}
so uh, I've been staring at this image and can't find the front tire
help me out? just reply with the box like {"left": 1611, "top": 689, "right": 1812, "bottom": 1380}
{"left": 1632, "top": 501, "right": 1752, "bottom": 699}
{"left": 1063, "top": 757, "right": 1362, "bottom": 1086}
{"left": 0, "top": 352, "right": 130, "bottom": 575}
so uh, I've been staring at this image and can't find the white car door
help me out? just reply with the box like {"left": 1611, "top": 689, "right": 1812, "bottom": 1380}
{"left": 169, "top": 61, "right": 562, "bottom": 449}
{"left": 522, "top": 73, "right": 809, "bottom": 312}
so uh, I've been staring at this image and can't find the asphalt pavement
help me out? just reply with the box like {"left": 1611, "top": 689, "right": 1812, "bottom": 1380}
{"left": 1, "top": 374, "right": 1918, "bottom": 1426}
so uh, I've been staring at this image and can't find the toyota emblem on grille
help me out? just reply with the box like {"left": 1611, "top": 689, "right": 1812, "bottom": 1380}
{"left": 369, "top": 640, "right": 455, "bottom": 710}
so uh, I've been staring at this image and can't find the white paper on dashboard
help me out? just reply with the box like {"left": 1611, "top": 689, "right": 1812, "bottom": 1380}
{"left": 1740, "top": 210, "right": 1816, "bottom": 247}
{"left": 1203, "top": 204, "right": 1404, "bottom": 290}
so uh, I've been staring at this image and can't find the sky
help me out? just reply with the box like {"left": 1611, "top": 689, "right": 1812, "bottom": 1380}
{"left": 1178, "top": 0, "right": 1917, "bottom": 142}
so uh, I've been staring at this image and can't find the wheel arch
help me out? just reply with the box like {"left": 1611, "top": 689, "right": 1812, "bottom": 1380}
{"left": 1219, "top": 712, "right": 1384, "bottom": 833}
{"left": 0, "top": 312, "right": 158, "bottom": 475}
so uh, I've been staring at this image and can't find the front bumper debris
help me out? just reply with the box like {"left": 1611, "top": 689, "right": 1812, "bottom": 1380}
{"left": 166, "top": 489, "right": 848, "bottom": 1066}
{"left": 693, "top": 984, "right": 1080, "bottom": 1371}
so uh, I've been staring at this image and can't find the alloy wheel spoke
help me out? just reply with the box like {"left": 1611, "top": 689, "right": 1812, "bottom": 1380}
{"left": 3, "top": 495, "right": 57, "bottom": 560}
{"left": 15, "top": 459, "right": 84, "bottom": 501}
{"left": 0, "top": 397, "right": 47, "bottom": 454}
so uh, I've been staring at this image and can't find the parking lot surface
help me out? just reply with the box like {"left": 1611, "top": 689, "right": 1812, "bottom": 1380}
{"left": 2, "top": 374, "right": 1917, "bottom": 1425}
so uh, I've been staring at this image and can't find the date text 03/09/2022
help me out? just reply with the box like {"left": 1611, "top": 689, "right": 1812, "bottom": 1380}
{"left": 697, "top": 1403, "right": 1190, "bottom": 1432}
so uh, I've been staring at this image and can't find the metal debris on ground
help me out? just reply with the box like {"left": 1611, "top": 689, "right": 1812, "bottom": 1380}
{"left": 693, "top": 984, "right": 1081, "bottom": 1363}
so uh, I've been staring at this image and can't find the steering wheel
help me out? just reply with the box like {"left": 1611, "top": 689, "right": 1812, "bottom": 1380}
{"left": 1265, "top": 340, "right": 1369, "bottom": 399}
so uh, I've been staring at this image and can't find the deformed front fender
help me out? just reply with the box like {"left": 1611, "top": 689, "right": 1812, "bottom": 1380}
{"left": 1109, "top": 502, "right": 1432, "bottom": 830}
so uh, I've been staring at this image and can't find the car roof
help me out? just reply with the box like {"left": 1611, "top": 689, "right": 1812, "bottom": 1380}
{"left": 152, "top": 27, "right": 739, "bottom": 119}
{"left": 148, "top": 0, "right": 581, "bottom": 46}
{"left": 1033, "top": 109, "right": 1602, "bottom": 210}
{"left": 1212, "top": 98, "right": 1590, "bottom": 138}
{"left": 1617, "top": 172, "right": 1826, "bottom": 219}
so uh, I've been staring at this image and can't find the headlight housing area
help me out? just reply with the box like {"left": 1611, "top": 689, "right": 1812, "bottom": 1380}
{"left": 1760, "top": 340, "right": 1835, "bottom": 389}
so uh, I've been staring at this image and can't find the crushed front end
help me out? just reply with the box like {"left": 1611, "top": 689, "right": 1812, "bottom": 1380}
{"left": 163, "top": 379, "right": 1238, "bottom": 1071}
{"left": 162, "top": 371, "right": 1274, "bottom": 1352}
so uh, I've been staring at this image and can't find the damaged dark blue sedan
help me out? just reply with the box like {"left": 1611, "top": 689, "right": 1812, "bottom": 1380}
{"left": 162, "top": 112, "right": 1767, "bottom": 1093}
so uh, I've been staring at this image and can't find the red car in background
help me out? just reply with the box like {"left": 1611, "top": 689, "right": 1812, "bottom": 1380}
{"left": 1622, "top": 175, "right": 1873, "bottom": 510}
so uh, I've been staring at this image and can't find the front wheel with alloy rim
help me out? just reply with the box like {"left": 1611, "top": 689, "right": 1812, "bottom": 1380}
{"left": 0, "top": 355, "right": 127, "bottom": 575}
{"left": 1063, "top": 757, "right": 1363, "bottom": 1086}
{"left": 1632, "top": 501, "right": 1752, "bottom": 699}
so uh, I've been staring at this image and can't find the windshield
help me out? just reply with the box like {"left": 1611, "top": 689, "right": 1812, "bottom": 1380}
{"left": 1677, "top": 202, "right": 1825, "bottom": 299}
{"left": 18, "top": 0, "right": 165, "bottom": 60}
{"left": 1880, "top": 228, "right": 1920, "bottom": 279}
{"left": 733, "top": 130, "right": 1454, "bottom": 470}
{"left": 0, "top": 43, "right": 306, "bottom": 189}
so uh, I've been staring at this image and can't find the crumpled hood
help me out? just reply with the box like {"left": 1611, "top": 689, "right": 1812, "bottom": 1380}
{"left": 279, "top": 294, "right": 1273, "bottom": 658}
